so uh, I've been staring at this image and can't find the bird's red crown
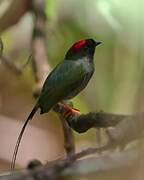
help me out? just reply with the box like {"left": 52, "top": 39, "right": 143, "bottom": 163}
{"left": 72, "top": 40, "right": 86, "bottom": 50}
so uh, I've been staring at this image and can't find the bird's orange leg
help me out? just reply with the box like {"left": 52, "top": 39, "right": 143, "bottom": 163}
{"left": 62, "top": 103, "right": 80, "bottom": 118}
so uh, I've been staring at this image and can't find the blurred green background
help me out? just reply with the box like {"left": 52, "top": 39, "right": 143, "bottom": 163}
{"left": 0, "top": 0, "right": 143, "bottom": 173}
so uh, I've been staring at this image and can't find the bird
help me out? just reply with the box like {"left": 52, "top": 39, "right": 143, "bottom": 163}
{"left": 11, "top": 38, "right": 101, "bottom": 169}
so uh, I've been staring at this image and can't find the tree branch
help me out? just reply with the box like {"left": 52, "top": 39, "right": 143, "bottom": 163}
{"left": 54, "top": 103, "right": 144, "bottom": 148}
{"left": 1, "top": 146, "right": 144, "bottom": 179}
{"left": 0, "top": 0, "right": 31, "bottom": 33}
{"left": 59, "top": 115, "right": 75, "bottom": 156}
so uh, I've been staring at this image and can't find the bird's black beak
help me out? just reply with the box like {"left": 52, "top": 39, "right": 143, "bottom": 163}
{"left": 95, "top": 41, "right": 102, "bottom": 46}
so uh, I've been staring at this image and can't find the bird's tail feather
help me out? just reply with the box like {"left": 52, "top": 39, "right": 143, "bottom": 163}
{"left": 10, "top": 103, "right": 39, "bottom": 170}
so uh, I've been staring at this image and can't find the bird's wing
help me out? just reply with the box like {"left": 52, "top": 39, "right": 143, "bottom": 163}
{"left": 38, "top": 60, "right": 86, "bottom": 113}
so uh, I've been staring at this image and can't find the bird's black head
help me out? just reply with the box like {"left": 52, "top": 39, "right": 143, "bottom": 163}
{"left": 65, "top": 39, "right": 101, "bottom": 60}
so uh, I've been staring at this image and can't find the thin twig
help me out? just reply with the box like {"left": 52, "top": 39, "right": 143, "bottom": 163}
{"left": 31, "top": 0, "right": 51, "bottom": 97}
{"left": 0, "top": 55, "right": 22, "bottom": 75}
{"left": 0, "top": 37, "right": 3, "bottom": 56}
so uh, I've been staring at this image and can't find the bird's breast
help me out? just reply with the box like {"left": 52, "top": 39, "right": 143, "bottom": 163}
{"left": 65, "top": 58, "right": 94, "bottom": 99}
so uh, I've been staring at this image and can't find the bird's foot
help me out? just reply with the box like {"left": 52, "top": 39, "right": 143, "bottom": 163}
{"left": 62, "top": 103, "right": 80, "bottom": 118}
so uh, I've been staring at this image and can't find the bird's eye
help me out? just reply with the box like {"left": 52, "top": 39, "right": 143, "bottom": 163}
{"left": 83, "top": 45, "right": 89, "bottom": 50}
